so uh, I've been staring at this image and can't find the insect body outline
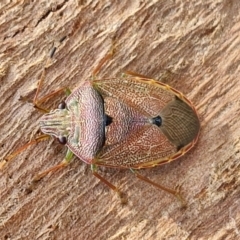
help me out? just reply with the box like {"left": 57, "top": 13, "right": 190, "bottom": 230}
{"left": 2, "top": 45, "right": 200, "bottom": 204}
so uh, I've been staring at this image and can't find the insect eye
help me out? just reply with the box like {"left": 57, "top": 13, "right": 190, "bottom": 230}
{"left": 58, "top": 136, "right": 67, "bottom": 145}
{"left": 58, "top": 101, "right": 66, "bottom": 109}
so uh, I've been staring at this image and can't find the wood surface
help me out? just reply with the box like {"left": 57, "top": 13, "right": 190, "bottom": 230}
{"left": 0, "top": 0, "right": 239, "bottom": 239}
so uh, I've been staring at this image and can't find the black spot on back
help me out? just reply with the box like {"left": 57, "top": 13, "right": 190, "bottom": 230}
{"left": 105, "top": 114, "right": 113, "bottom": 126}
{"left": 152, "top": 116, "right": 162, "bottom": 127}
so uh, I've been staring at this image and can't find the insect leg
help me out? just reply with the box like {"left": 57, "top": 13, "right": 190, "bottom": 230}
{"left": 124, "top": 69, "right": 174, "bottom": 83}
{"left": 1, "top": 134, "right": 50, "bottom": 169}
{"left": 34, "top": 87, "right": 71, "bottom": 113}
{"left": 124, "top": 70, "right": 151, "bottom": 79}
{"left": 92, "top": 41, "right": 115, "bottom": 77}
{"left": 91, "top": 164, "right": 126, "bottom": 203}
{"left": 130, "top": 169, "right": 186, "bottom": 207}
{"left": 33, "top": 149, "right": 74, "bottom": 182}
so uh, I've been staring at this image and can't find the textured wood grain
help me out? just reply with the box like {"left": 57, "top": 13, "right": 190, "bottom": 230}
{"left": 0, "top": 0, "right": 239, "bottom": 239}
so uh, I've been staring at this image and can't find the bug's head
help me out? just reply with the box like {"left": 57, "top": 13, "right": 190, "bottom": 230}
{"left": 39, "top": 102, "right": 71, "bottom": 144}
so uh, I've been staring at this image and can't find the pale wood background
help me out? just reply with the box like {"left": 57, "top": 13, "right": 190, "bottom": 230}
{"left": 0, "top": 0, "right": 239, "bottom": 239}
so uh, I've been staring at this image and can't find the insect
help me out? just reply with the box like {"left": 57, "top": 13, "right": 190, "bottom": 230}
{"left": 2, "top": 46, "right": 200, "bottom": 204}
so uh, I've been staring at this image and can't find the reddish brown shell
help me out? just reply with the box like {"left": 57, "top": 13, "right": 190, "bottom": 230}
{"left": 92, "top": 76, "right": 200, "bottom": 169}
{"left": 40, "top": 76, "right": 200, "bottom": 169}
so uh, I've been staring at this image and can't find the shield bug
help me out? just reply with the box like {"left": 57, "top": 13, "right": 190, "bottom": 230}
{"left": 2, "top": 46, "right": 200, "bottom": 204}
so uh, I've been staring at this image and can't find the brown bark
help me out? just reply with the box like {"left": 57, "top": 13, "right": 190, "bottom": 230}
{"left": 0, "top": 0, "right": 239, "bottom": 239}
